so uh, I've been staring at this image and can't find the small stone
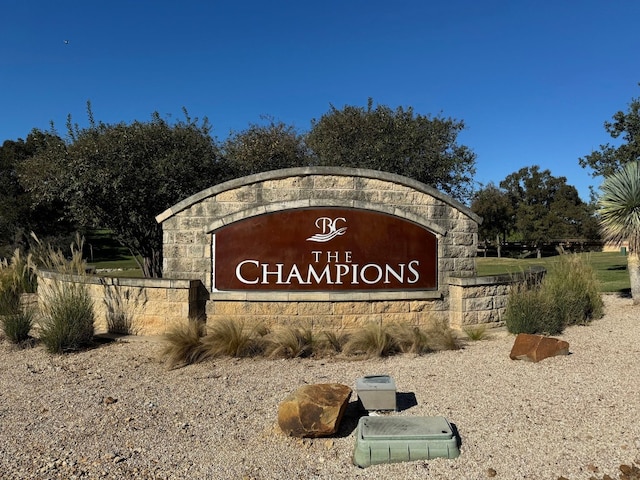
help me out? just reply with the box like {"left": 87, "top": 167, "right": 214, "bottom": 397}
{"left": 104, "top": 396, "right": 117, "bottom": 405}
{"left": 324, "top": 439, "right": 334, "bottom": 449}
{"left": 487, "top": 467, "right": 497, "bottom": 477}
{"left": 588, "top": 463, "right": 599, "bottom": 472}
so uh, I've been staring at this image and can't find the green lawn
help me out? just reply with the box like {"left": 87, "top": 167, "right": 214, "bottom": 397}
{"left": 85, "top": 230, "right": 142, "bottom": 276}
{"left": 476, "top": 252, "right": 630, "bottom": 294}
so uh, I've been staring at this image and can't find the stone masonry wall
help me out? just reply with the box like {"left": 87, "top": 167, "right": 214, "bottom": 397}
{"left": 37, "top": 271, "right": 205, "bottom": 336}
{"left": 448, "top": 268, "right": 546, "bottom": 329}
{"left": 156, "top": 167, "right": 483, "bottom": 331}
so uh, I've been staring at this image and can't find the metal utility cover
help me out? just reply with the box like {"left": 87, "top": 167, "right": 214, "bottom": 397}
{"left": 353, "top": 416, "right": 459, "bottom": 467}
{"left": 356, "top": 375, "right": 397, "bottom": 411}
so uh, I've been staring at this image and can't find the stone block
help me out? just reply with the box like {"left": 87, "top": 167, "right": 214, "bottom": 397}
{"left": 509, "top": 334, "right": 570, "bottom": 362}
{"left": 333, "top": 302, "right": 371, "bottom": 315}
{"left": 370, "top": 301, "right": 410, "bottom": 314}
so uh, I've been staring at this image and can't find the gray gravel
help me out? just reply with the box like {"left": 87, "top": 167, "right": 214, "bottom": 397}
{"left": 1, "top": 294, "right": 638, "bottom": 480}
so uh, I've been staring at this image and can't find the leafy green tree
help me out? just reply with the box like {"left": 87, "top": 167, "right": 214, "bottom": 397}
{"left": 306, "top": 99, "right": 476, "bottom": 202}
{"left": 0, "top": 133, "right": 76, "bottom": 256}
{"left": 470, "top": 183, "right": 513, "bottom": 257}
{"left": 222, "top": 118, "right": 310, "bottom": 176}
{"left": 579, "top": 86, "right": 640, "bottom": 177}
{"left": 598, "top": 161, "right": 640, "bottom": 304}
{"left": 499, "top": 166, "right": 598, "bottom": 256}
{"left": 20, "top": 107, "right": 229, "bottom": 277}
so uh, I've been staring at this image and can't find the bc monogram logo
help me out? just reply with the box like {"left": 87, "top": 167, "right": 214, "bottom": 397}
{"left": 306, "top": 217, "right": 347, "bottom": 242}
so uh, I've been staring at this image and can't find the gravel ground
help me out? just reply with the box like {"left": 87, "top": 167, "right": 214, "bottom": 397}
{"left": 0, "top": 294, "right": 638, "bottom": 480}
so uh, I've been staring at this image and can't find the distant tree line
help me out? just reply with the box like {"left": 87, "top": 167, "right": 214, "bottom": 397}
{"left": 3, "top": 87, "right": 638, "bottom": 276}
{"left": 1, "top": 99, "right": 475, "bottom": 276}
{"left": 471, "top": 166, "right": 600, "bottom": 258}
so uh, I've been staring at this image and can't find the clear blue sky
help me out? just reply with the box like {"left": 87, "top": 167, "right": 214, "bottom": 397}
{"left": 2, "top": 0, "right": 640, "bottom": 203}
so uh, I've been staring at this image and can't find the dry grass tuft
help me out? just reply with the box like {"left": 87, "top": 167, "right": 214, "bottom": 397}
{"left": 342, "top": 322, "right": 400, "bottom": 358}
{"left": 263, "top": 326, "right": 314, "bottom": 359}
{"left": 161, "top": 320, "right": 208, "bottom": 370}
{"left": 201, "top": 318, "right": 268, "bottom": 358}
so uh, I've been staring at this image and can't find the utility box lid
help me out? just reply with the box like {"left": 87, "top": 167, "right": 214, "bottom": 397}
{"left": 355, "top": 375, "right": 397, "bottom": 411}
{"left": 353, "top": 416, "right": 459, "bottom": 467}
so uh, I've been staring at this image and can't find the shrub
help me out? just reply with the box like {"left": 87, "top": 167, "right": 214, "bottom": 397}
{"left": 504, "top": 283, "right": 562, "bottom": 335}
{"left": 200, "top": 319, "right": 267, "bottom": 357}
{"left": 161, "top": 320, "right": 209, "bottom": 369}
{"left": 1, "top": 310, "right": 35, "bottom": 345}
{"left": 263, "top": 326, "right": 314, "bottom": 359}
{"left": 38, "top": 280, "right": 95, "bottom": 353}
{"left": 342, "top": 322, "right": 400, "bottom": 358}
{"left": 544, "top": 254, "right": 603, "bottom": 327}
{"left": 505, "top": 255, "right": 604, "bottom": 335}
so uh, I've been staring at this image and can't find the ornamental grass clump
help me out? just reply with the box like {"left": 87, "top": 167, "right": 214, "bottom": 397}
{"left": 342, "top": 322, "right": 400, "bottom": 358}
{"left": 505, "top": 255, "right": 602, "bottom": 335}
{"left": 263, "top": 326, "right": 314, "bottom": 359}
{"left": 161, "top": 320, "right": 209, "bottom": 370}
{"left": 0, "top": 250, "right": 37, "bottom": 345}
{"left": 38, "top": 281, "right": 95, "bottom": 353}
{"left": 544, "top": 254, "right": 603, "bottom": 327}
{"left": 200, "top": 318, "right": 268, "bottom": 358}
{"left": 35, "top": 235, "right": 96, "bottom": 353}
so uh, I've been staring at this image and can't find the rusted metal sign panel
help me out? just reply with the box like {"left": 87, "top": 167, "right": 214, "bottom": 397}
{"left": 213, "top": 208, "right": 437, "bottom": 291}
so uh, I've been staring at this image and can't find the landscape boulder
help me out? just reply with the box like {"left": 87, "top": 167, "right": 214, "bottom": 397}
{"left": 277, "top": 383, "right": 352, "bottom": 438}
{"left": 509, "top": 333, "right": 570, "bottom": 362}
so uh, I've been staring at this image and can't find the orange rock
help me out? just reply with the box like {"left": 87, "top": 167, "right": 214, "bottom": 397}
{"left": 509, "top": 333, "right": 569, "bottom": 362}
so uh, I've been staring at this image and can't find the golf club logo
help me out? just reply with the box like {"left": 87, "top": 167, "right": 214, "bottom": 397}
{"left": 306, "top": 217, "right": 347, "bottom": 242}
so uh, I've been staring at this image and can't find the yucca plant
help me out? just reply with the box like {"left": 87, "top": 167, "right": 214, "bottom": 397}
{"left": 598, "top": 161, "right": 640, "bottom": 304}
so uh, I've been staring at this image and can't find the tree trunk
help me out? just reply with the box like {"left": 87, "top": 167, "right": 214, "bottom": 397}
{"left": 496, "top": 234, "right": 502, "bottom": 258}
{"left": 629, "top": 252, "right": 640, "bottom": 305}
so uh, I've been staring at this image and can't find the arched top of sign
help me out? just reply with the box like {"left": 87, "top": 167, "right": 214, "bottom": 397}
{"left": 156, "top": 166, "right": 481, "bottom": 225}
{"left": 212, "top": 207, "right": 438, "bottom": 293}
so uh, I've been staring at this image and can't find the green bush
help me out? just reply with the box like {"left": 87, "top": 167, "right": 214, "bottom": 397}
{"left": 38, "top": 281, "right": 95, "bottom": 353}
{"left": 505, "top": 255, "right": 604, "bottom": 335}
{"left": 544, "top": 254, "right": 603, "bottom": 327}
{"left": 504, "top": 284, "right": 562, "bottom": 334}
{"left": 1, "top": 310, "right": 35, "bottom": 345}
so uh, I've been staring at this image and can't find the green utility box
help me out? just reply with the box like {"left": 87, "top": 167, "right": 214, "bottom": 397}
{"left": 353, "top": 416, "right": 459, "bottom": 467}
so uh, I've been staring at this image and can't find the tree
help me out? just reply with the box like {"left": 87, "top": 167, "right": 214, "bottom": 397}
{"left": 579, "top": 86, "right": 640, "bottom": 177}
{"left": 470, "top": 183, "right": 513, "bottom": 257}
{"left": 499, "top": 166, "right": 598, "bottom": 256}
{"left": 306, "top": 99, "right": 476, "bottom": 202}
{"left": 20, "top": 107, "right": 229, "bottom": 277}
{"left": 222, "top": 118, "right": 310, "bottom": 176}
{"left": 598, "top": 161, "right": 640, "bottom": 304}
{"left": 0, "top": 133, "right": 77, "bottom": 257}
